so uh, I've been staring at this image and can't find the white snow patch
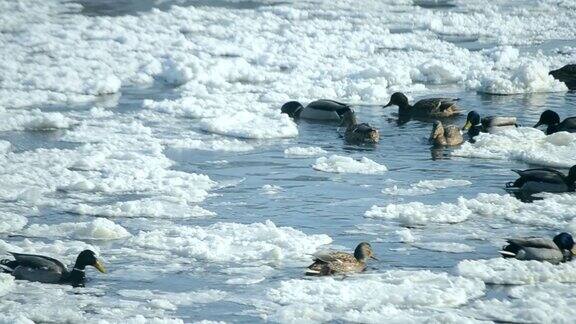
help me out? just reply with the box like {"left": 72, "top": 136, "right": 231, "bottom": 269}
{"left": 23, "top": 218, "right": 130, "bottom": 240}
{"left": 284, "top": 146, "right": 328, "bottom": 157}
{"left": 313, "top": 155, "right": 387, "bottom": 174}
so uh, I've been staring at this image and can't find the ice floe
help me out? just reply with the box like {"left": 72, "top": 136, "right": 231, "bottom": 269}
{"left": 457, "top": 258, "right": 576, "bottom": 285}
{"left": 128, "top": 220, "right": 332, "bottom": 264}
{"left": 313, "top": 155, "right": 388, "bottom": 174}
{"left": 284, "top": 146, "right": 328, "bottom": 157}
{"left": 453, "top": 128, "right": 576, "bottom": 168}
{"left": 383, "top": 179, "right": 471, "bottom": 196}
{"left": 23, "top": 218, "right": 130, "bottom": 240}
{"left": 263, "top": 271, "right": 485, "bottom": 323}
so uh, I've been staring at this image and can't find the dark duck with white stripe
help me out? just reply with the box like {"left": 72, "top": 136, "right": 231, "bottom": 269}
{"left": 533, "top": 110, "right": 576, "bottom": 135}
{"left": 383, "top": 92, "right": 460, "bottom": 118}
{"left": 0, "top": 249, "right": 106, "bottom": 287}
{"left": 500, "top": 233, "right": 576, "bottom": 263}
{"left": 462, "top": 111, "right": 517, "bottom": 139}
{"left": 281, "top": 99, "right": 351, "bottom": 121}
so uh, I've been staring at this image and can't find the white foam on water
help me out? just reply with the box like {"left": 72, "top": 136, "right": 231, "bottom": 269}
{"left": 469, "top": 282, "right": 576, "bottom": 323}
{"left": 0, "top": 108, "right": 72, "bottom": 131}
{"left": 23, "top": 218, "right": 131, "bottom": 240}
{"left": 367, "top": 192, "right": 576, "bottom": 228}
{"left": 0, "top": 141, "right": 11, "bottom": 154}
{"left": 128, "top": 220, "right": 332, "bottom": 264}
{"left": 453, "top": 128, "right": 576, "bottom": 168}
{"left": 66, "top": 199, "right": 216, "bottom": 219}
{"left": 457, "top": 258, "right": 576, "bottom": 285}
{"left": 284, "top": 146, "right": 328, "bottom": 157}
{"left": 261, "top": 185, "right": 282, "bottom": 195}
{"left": 0, "top": 212, "right": 27, "bottom": 233}
{"left": 199, "top": 112, "right": 298, "bottom": 139}
{"left": 414, "top": 242, "right": 475, "bottom": 253}
{"left": 313, "top": 155, "right": 388, "bottom": 174}
{"left": 383, "top": 179, "right": 472, "bottom": 196}
{"left": 263, "top": 271, "right": 485, "bottom": 323}
{"left": 365, "top": 199, "right": 472, "bottom": 225}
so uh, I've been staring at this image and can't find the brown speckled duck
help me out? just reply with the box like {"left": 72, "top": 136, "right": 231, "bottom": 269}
{"left": 306, "top": 242, "right": 377, "bottom": 276}
{"left": 429, "top": 121, "right": 463, "bottom": 146}
{"left": 384, "top": 92, "right": 460, "bottom": 118}
{"left": 339, "top": 110, "right": 379, "bottom": 144}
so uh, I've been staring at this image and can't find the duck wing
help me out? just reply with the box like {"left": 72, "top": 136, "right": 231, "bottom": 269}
{"left": 307, "top": 100, "right": 351, "bottom": 115}
{"left": 482, "top": 116, "right": 517, "bottom": 128}
{"left": 512, "top": 168, "right": 566, "bottom": 184}
{"left": 558, "top": 117, "right": 576, "bottom": 133}
{"left": 414, "top": 98, "right": 459, "bottom": 116}
{"left": 506, "top": 237, "right": 558, "bottom": 250}
{"left": 313, "top": 251, "right": 355, "bottom": 263}
{"left": 12, "top": 267, "right": 64, "bottom": 283}
{"left": 9, "top": 252, "right": 67, "bottom": 273}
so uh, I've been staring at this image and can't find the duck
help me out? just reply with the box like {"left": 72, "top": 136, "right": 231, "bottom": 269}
{"left": 306, "top": 242, "right": 377, "bottom": 276}
{"left": 0, "top": 249, "right": 106, "bottom": 287}
{"left": 500, "top": 232, "right": 576, "bottom": 263}
{"left": 549, "top": 64, "right": 576, "bottom": 90}
{"left": 429, "top": 121, "right": 463, "bottom": 146}
{"left": 462, "top": 111, "right": 517, "bottom": 139}
{"left": 281, "top": 99, "right": 351, "bottom": 121}
{"left": 383, "top": 92, "right": 460, "bottom": 118}
{"left": 339, "top": 110, "right": 379, "bottom": 144}
{"left": 505, "top": 165, "right": 576, "bottom": 194}
{"left": 533, "top": 110, "right": 576, "bottom": 135}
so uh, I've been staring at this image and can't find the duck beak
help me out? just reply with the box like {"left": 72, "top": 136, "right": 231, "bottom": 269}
{"left": 533, "top": 121, "right": 542, "bottom": 128}
{"left": 571, "top": 246, "right": 576, "bottom": 256}
{"left": 94, "top": 260, "right": 107, "bottom": 273}
{"left": 462, "top": 120, "right": 472, "bottom": 130}
{"left": 383, "top": 101, "right": 393, "bottom": 108}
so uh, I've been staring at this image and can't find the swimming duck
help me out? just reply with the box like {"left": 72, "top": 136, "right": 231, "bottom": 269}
{"left": 383, "top": 92, "right": 460, "bottom": 118}
{"left": 0, "top": 249, "right": 106, "bottom": 287}
{"left": 505, "top": 165, "right": 576, "bottom": 194}
{"left": 306, "top": 242, "right": 377, "bottom": 276}
{"left": 339, "top": 110, "right": 379, "bottom": 144}
{"left": 463, "top": 111, "right": 517, "bottom": 139}
{"left": 281, "top": 99, "right": 351, "bottom": 121}
{"left": 429, "top": 121, "right": 463, "bottom": 146}
{"left": 549, "top": 64, "right": 576, "bottom": 90}
{"left": 500, "top": 233, "right": 576, "bottom": 263}
{"left": 533, "top": 110, "right": 576, "bottom": 135}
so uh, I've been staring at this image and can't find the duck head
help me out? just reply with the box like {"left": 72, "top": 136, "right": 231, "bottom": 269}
{"left": 74, "top": 250, "right": 106, "bottom": 273}
{"left": 534, "top": 110, "right": 560, "bottom": 128}
{"left": 567, "top": 165, "right": 576, "bottom": 186}
{"left": 463, "top": 111, "right": 481, "bottom": 130}
{"left": 553, "top": 233, "right": 576, "bottom": 256}
{"left": 354, "top": 242, "right": 377, "bottom": 262}
{"left": 383, "top": 92, "right": 409, "bottom": 108}
{"left": 430, "top": 120, "right": 446, "bottom": 145}
{"left": 281, "top": 101, "right": 304, "bottom": 118}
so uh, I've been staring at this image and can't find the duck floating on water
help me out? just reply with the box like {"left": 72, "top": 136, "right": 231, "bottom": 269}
{"left": 281, "top": 99, "right": 351, "bottom": 121}
{"left": 306, "top": 242, "right": 377, "bottom": 276}
{"left": 429, "top": 120, "right": 463, "bottom": 146}
{"left": 339, "top": 110, "right": 379, "bottom": 144}
{"left": 534, "top": 110, "right": 576, "bottom": 135}
{"left": 463, "top": 111, "right": 517, "bottom": 139}
{"left": 500, "top": 233, "right": 576, "bottom": 263}
{"left": 383, "top": 92, "right": 460, "bottom": 118}
{"left": 0, "top": 249, "right": 106, "bottom": 287}
{"left": 549, "top": 64, "right": 576, "bottom": 90}
{"left": 505, "top": 165, "right": 576, "bottom": 195}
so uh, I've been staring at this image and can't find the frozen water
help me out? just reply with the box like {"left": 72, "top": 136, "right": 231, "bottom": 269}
{"left": 1, "top": 0, "right": 576, "bottom": 322}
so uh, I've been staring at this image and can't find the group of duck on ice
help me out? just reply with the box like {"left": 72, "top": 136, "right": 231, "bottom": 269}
{"left": 1, "top": 65, "right": 576, "bottom": 284}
